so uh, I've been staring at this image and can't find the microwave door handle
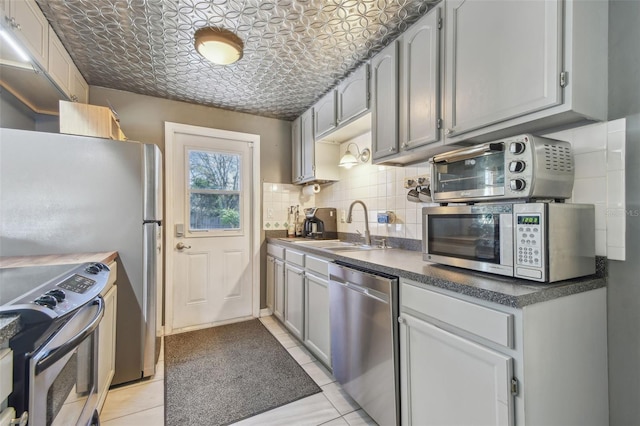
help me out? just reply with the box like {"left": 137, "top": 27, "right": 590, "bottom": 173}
{"left": 35, "top": 297, "right": 105, "bottom": 374}
{"left": 432, "top": 142, "right": 504, "bottom": 164}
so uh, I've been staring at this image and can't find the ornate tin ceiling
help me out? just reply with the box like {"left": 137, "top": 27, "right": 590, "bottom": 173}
{"left": 35, "top": 0, "right": 436, "bottom": 120}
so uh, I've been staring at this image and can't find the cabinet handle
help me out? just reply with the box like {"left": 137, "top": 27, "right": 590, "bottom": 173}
{"left": 444, "top": 128, "right": 454, "bottom": 136}
{"left": 388, "top": 147, "right": 395, "bottom": 152}
{"left": 401, "top": 142, "right": 408, "bottom": 149}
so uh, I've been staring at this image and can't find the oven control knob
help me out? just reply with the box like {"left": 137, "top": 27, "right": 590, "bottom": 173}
{"left": 510, "top": 141, "right": 526, "bottom": 154}
{"left": 85, "top": 264, "right": 101, "bottom": 274}
{"left": 34, "top": 295, "right": 57, "bottom": 309}
{"left": 510, "top": 178, "right": 527, "bottom": 191}
{"left": 509, "top": 160, "right": 526, "bottom": 173}
{"left": 45, "top": 289, "right": 66, "bottom": 302}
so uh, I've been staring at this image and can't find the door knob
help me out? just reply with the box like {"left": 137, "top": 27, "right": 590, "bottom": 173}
{"left": 176, "top": 242, "right": 191, "bottom": 250}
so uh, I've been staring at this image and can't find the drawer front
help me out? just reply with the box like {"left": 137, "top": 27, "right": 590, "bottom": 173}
{"left": 267, "top": 244, "right": 285, "bottom": 259}
{"left": 285, "top": 249, "right": 305, "bottom": 267}
{"left": 305, "top": 255, "right": 329, "bottom": 277}
{"left": 401, "top": 282, "right": 513, "bottom": 348}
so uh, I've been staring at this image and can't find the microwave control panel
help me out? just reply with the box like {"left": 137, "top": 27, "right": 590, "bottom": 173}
{"left": 515, "top": 213, "right": 542, "bottom": 268}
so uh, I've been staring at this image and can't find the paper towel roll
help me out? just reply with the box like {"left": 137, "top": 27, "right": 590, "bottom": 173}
{"left": 302, "top": 184, "right": 321, "bottom": 196}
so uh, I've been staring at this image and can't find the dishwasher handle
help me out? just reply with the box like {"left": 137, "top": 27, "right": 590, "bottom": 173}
{"left": 331, "top": 277, "right": 390, "bottom": 304}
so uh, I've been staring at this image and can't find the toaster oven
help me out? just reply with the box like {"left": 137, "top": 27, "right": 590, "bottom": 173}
{"left": 430, "top": 134, "right": 574, "bottom": 203}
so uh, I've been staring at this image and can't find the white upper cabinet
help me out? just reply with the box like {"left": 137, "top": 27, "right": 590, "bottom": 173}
{"left": 300, "top": 108, "right": 315, "bottom": 182}
{"left": 371, "top": 40, "right": 399, "bottom": 161}
{"left": 291, "top": 116, "right": 303, "bottom": 183}
{"left": 443, "top": 0, "right": 608, "bottom": 143}
{"left": 70, "top": 63, "right": 89, "bottom": 103}
{"left": 314, "top": 90, "right": 338, "bottom": 140}
{"left": 3, "top": 0, "right": 48, "bottom": 67}
{"left": 1, "top": 0, "right": 89, "bottom": 111}
{"left": 292, "top": 106, "right": 340, "bottom": 185}
{"left": 399, "top": 6, "right": 442, "bottom": 153}
{"left": 337, "top": 64, "right": 369, "bottom": 127}
{"left": 47, "top": 27, "right": 73, "bottom": 96}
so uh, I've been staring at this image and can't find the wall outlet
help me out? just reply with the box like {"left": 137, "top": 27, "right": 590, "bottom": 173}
{"left": 267, "top": 208, "right": 274, "bottom": 219}
{"left": 340, "top": 209, "right": 346, "bottom": 223}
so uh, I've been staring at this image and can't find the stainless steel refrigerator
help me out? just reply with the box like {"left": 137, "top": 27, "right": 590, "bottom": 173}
{"left": 0, "top": 128, "right": 163, "bottom": 385}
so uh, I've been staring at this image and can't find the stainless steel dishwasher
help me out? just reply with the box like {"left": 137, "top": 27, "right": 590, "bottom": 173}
{"left": 329, "top": 262, "right": 399, "bottom": 426}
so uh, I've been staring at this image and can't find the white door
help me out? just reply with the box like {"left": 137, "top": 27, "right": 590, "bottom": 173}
{"left": 165, "top": 123, "right": 260, "bottom": 333}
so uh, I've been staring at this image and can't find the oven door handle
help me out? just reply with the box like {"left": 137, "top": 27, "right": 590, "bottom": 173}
{"left": 35, "top": 297, "right": 104, "bottom": 374}
{"left": 432, "top": 142, "right": 504, "bottom": 164}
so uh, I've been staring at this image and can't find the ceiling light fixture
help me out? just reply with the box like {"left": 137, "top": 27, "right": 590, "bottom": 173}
{"left": 339, "top": 143, "right": 371, "bottom": 169}
{"left": 194, "top": 27, "right": 243, "bottom": 65}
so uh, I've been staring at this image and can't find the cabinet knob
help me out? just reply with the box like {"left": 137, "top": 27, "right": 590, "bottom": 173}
{"left": 401, "top": 142, "right": 408, "bottom": 149}
{"left": 388, "top": 147, "right": 395, "bottom": 152}
{"left": 397, "top": 316, "right": 405, "bottom": 324}
{"left": 444, "top": 128, "right": 454, "bottom": 136}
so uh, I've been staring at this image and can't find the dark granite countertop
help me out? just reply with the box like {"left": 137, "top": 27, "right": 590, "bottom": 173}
{"left": 0, "top": 315, "right": 20, "bottom": 346}
{"left": 268, "top": 238, "right": 606, "bottom": 309}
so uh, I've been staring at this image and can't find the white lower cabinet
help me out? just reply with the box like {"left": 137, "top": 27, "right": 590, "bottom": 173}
{"left": 97, "top": 262, "right": 118, "bottom": 413}
{"left": 400, "top": 313, "right": 513, "bottom": 426}
{"left": 400, "top": 279, "right": 609, "bottom": 426}
{"left": 284, "top": 263, "right": 305, "bottom": 340}
{"left": 304, "top": 267, "right": 331, "bottom": 368}
{"left": 273, "top": 258, "right": 285, "bottom": 322}
{"left": 268, "top": 245, "right": 332, "bottom": 370}
{"left": 266, "top": 255, "right": 275, "bottom": 313}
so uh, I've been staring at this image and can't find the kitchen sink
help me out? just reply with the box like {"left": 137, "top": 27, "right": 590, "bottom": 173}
{"left": 287, "top": 239, "right": 386, "bottom": 252}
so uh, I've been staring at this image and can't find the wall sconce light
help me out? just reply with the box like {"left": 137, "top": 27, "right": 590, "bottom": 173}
{"left": 194, "top": 27, "right": 243, "bottom": 65}
{"left": 338, "top": 143, "right": 371, "bottom": 169}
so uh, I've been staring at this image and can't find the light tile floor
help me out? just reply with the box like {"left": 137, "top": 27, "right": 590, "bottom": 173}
{"left": 100, "top": 315, "right": 378, "bottom": 426}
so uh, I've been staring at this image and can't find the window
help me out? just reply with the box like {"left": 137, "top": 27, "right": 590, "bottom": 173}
{"left": 188, "top": 149, "right": 241, "bottom": 231}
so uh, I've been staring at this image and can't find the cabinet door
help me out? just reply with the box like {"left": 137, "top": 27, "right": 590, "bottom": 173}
{"left": 291, "top": 117, "right": 302, "bottom": 183}
{"left": 97, "top": 284, "right": 117, "bottom": 411}
{"left": 47, "top": 27, "right": 73, "bottom": 96}
{"left": 443, "top": 0, "right": 562, "bottom": 139}
{"left": 300, "top": 108, "right": 315, "bottom": 182}
{"left": 371, "top": 41, "right": 399, "bottom": 161}
{"left": 400, "top": 7, "right": 441, "bottom": 151}
{"left": 284, "top": 264, "right": 304, "bottom": 339}
{"left": 304, "top": 272, "right": 331, "bottom": 368}
{"left": 314, "top": 90, "right": 337, "bottom": 140}
{"left": 70, "top": 64, "right": 89, "bottom": 103}
{"left": 274, "top": 259, "right": 285, "bottom": 322}
{"left": 337, "top": 64, "right": 369, "bottom": 126}
{"left": 5, "top": 0, "right": 48, "bottom": 67}
{"left": 266, "top": 255, "right": 275, "bottom": 312}
{"left": 400, "top": 313, "right": 514, "bottom": 426}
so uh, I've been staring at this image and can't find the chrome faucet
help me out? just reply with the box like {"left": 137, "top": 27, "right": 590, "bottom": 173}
{"left": 347, "top": 200, "right": 371, "bottom": 246}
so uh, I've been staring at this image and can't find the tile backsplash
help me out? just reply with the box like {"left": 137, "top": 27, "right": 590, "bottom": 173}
{"left": 543, "top": 119, "right": 626, "bottom": 260}
{"left": 264, "top": 119, "right": 626, "bottom": 260}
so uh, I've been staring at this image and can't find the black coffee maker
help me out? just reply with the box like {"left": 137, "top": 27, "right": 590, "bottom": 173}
{"left": 303, "top": 207, "right": 337, "bottom": 239}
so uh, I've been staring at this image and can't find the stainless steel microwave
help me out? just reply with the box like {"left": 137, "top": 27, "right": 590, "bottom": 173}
{"left": 430, "top": 134, "right": 574, "bottom": 203}
{"left": 422, "top": 203, "right": 595, "bottom": 282}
